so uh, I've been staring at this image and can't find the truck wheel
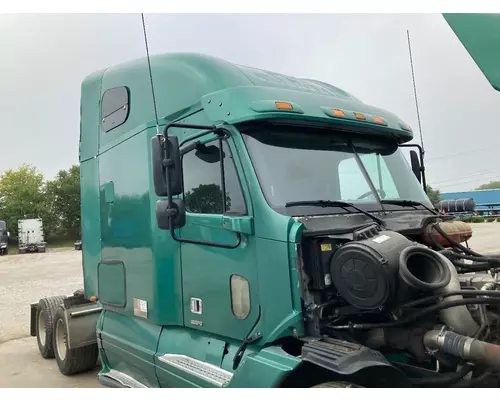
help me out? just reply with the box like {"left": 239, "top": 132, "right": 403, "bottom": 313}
{"left": 312, "top": 381, "right": 363, "bottom": 388}
{"left": 53, "top": 306, "right": 98, "bottom": 375}
{"left": 38, "top": 247, "right": 46, "bottom": 253}
{"left": 36, "top": 296, "right": 66, "bottom": 358}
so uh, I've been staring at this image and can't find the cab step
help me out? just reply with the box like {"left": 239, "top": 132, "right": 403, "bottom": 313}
{"left": 158, "top": 354, "right": 233, "bottom": 387}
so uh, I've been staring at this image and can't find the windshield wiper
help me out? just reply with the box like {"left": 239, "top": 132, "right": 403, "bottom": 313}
{"left": 285, "top": 200, "right": 386, "bottom": 227}
{"left": 380, "top": 199, "right": 439, "bottom": 215}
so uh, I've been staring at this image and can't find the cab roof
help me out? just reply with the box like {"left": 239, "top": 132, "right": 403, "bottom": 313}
{"left": 80, "top": 53, "right": 413, "bottom": 160}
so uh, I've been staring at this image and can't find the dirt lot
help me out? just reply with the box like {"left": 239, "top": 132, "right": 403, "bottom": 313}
{"left": 0, "top": 249, "right": 101, "bottom": 388}
{"left": 0, "top": 222, "right": 499, "bottom": 388}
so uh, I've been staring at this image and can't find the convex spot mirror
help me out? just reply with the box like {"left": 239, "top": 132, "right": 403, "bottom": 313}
{"left": 195, "top": 143, "right": 225, "bottom": 164}
{"left": 152, "top": 135, "right": 182, "bottom": 197}
{"left": 156, "top": 198, "right": 186, "bottom": 230}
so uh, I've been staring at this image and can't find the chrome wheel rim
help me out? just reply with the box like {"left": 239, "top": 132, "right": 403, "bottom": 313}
{"left": 55, "top": 319, "right": 67, "bottom": 360}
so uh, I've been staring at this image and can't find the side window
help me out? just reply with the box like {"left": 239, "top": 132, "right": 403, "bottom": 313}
{"left": 182, "top": 139, "right": 246, "bottom": 215}
{"left": 101, "top": 87, "right": 130, "bottom": 132}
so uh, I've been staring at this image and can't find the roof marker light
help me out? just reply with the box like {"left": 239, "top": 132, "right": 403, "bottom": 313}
{"left": 354, "top": 112, "right": 366, "bottom": 120}
{"left": 275, "top": 101, "right": 293, "bottom": 110}
{"left": 400, "top": 122, "right": 413, "bottom": 132}
{"left": 332, "top": 109, "right": 345, "bottom": 117}
{"left": 373, "top": 116, "right": 385, "bottom": 124}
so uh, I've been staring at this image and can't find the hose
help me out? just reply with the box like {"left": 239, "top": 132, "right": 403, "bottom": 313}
{"left": 398, "top": 245, "right": 451, "bottom": 291}
{"left": 399, "top": 289, "right": 500, "bottom": 309}
{"left": 409, "top": 364, "right": 473, "bottom": 386}
{"left": 451, "top": 369, "right": 495, "bottom": 387}
{"left": 328, "top": 297, "right": 500, "bottom": 330}
{"left": 450, "top": 260, "right": 493, "bottom": 272}
{"left": 432, "top": 223, "right": 482, "bottom": 257}
{"left": 424, "top": 329, "right": 500, "bottom": 370}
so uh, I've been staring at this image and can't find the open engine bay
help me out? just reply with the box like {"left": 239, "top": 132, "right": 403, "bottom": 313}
{"left": 295, "top": 214, "right": 500, "bottom": 387}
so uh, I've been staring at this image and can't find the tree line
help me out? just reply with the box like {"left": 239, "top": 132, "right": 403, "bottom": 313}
{"left": 0, "top": 164, "right": 80, "bottom": 242}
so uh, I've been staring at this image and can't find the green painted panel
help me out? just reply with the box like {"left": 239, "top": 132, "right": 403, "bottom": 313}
{"left": 227, "top": 346, "right": 301, "bottom": 388}
{"left": 97, "top": 261, "right": 126, "bottom": 307}
{"left": 80, "top": 68, "right": 105, "bottom": 161}
{"left": 99, "top": 310, "right": 161, "bottom": 388}
{"left": 80, "top": 158, "right": 101, "bottom": 299}
{"left": 201, "top": 86, "right": 413, "bottom": 142}
{"left": 254, "top": 237, "right": 300, "bottom": 342}
{"left": 444, "top": 13, "right": 500, "bottom": 91}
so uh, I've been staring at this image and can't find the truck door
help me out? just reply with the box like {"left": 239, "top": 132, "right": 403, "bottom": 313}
{"left": 179, "top": 135, "right": 260, "bottom": 340}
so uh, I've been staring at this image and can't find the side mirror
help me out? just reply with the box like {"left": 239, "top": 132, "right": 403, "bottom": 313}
{"left": 152, "top": 135, "right": 183, "bottom": 197}
{"left": 156, "top": 199, "right": 186, "bottom": 230}
{"left": 410, "top": 150, "right": 422, "bottom": 183}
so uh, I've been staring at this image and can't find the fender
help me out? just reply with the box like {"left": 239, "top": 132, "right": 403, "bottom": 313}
{"left": 301, "top": 337, "right": 410, "bottom": 387}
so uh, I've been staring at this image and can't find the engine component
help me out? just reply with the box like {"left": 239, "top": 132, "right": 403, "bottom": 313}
{"left": 424, "top": 329, "right": 500, "bottom": 369}
{"left": 438, "top": 198, "right": 476, "bottom": 213}
{"left": 302, "top": 238, "right": 338, "bottom": 290}
{"left": 435, "top": 254, "right": 479, "bottom": 336}
{"left": 365, "top": 327, "right": 428, "bottom": 360}
{"left": 398, "top": 246, "right": 451, "bottom": 291}
{"left": 422, "top": 220, "right": 472, "bottom": 248}
{"left": 458, "top": 273, "right": 498, "bottom": 291}
{"left": 330, "top": 231, "right": 450, "bottom": 309}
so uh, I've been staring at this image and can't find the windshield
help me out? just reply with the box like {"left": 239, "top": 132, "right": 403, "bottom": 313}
{"left": 241, "top": 127, "right": 432, "bottom": 216}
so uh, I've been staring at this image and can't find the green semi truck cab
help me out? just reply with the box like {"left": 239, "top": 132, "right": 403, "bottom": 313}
{"left": 30, "top": 14, "right": 500, "bottom": 388}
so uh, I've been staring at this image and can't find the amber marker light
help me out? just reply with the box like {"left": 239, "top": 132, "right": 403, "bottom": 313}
{"left": 275, "top": 101, "right": 293, "bottom": 110}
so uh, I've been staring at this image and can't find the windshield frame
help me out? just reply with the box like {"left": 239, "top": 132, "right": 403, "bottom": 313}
{"left": 238, "top": 122, "right": 433, "bottom": 218}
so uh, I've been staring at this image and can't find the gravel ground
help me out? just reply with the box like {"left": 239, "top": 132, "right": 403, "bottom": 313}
{"left": 0, "top": 249, "right": 83, "bottom": 344}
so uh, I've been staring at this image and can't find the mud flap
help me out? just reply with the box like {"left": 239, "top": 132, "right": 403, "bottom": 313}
{"left": 30, "top": 302, "right": 38, "bottom": 336}
{"left": 301, "top": 337, "right": 409, "bottom": 387}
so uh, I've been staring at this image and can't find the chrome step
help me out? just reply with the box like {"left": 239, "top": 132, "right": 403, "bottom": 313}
{"left": 158, "top": 354, "right": 233, "bottom": 387}
{"left": 99, "top": 369, "right": 148, "bottom": 388}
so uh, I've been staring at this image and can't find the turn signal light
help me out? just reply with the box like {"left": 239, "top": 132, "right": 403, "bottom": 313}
{"left": 275, "top": 102, "right": 293, "bottom": 110}
{"left": 353, "top": 112, "right": 366, "bottom": 120}
{"left": 400, "top": 122, "right": 413, "bottom": 132}
{"left": 89, "top": 296, "right": 98, "bottom": 302}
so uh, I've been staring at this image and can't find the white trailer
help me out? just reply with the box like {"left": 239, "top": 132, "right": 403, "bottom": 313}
{"left": 18, "top": 218, "right": 46, "bottom": 253}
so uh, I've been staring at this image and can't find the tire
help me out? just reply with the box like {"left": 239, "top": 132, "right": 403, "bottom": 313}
{"left": 36, "top": 295, "right": 67, "bottom": 358}
{"left": 53, "top": 306, "right": 99, "bottom": 375}
{"left": 4, "top": 248, "right": 7, "bottom": 255}
{"left": 312, "top": 381, "right": 364, "bottom": 388}
{"left": 38, "top": 247, "right": 46, "bottom": 253}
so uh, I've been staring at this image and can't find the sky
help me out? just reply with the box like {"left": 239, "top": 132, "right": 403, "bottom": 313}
{"left": 0, "top": 13, "right": 499, "bottom": 193}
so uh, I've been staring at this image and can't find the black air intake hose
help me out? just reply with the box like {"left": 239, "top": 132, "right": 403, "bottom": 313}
{"left": 398, "top": 246, "right": 451, "bottom": 291}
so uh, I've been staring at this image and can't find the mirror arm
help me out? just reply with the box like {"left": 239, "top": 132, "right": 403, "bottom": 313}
{"left": 169, "top": 222, "right": 242, "bottom": 249}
